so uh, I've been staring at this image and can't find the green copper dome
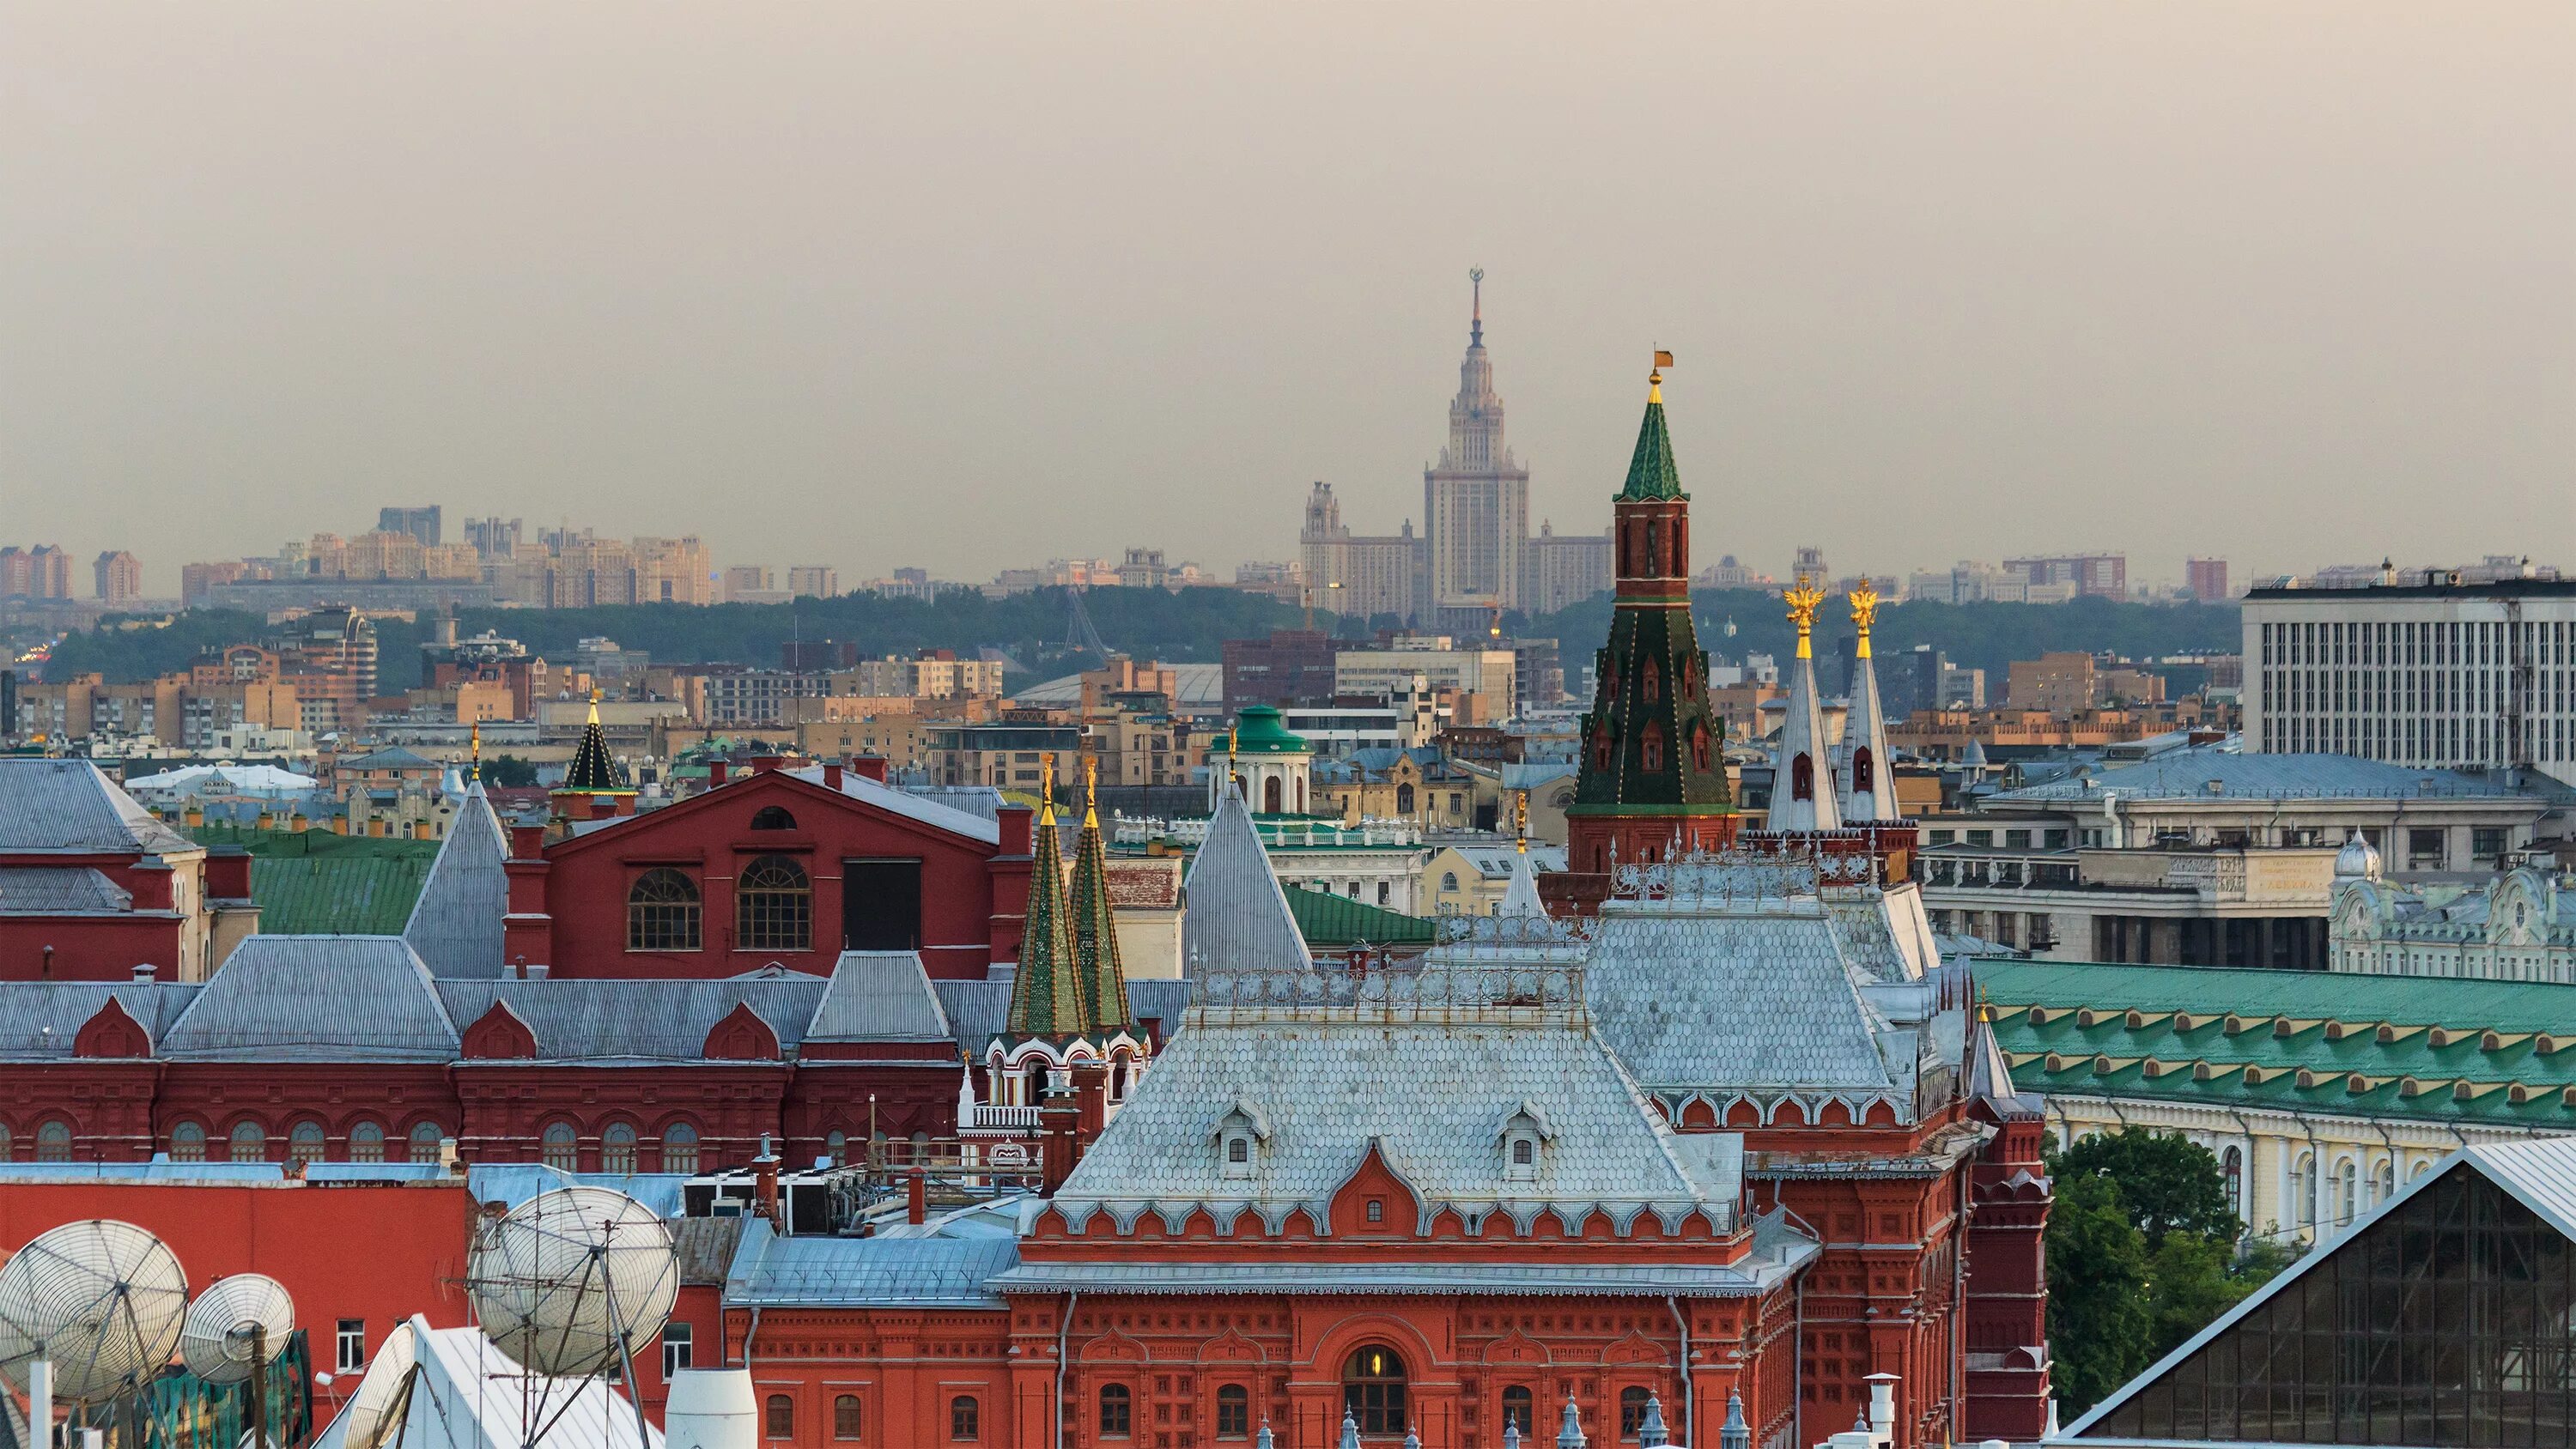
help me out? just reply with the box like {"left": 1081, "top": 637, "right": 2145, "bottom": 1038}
{"left": 1223, "top": 706, "right": 1310, "bottom": 755}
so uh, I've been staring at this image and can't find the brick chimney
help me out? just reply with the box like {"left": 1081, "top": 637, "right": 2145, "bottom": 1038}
{"left": 752, "top": 1135, "right": 781, "bottom": 1223}
{"left": 203, "top": 846, "right": 253, "bottom": 901}
{"left": 997, "top": 803, "right": 1033, "bottom": 857}
{"left": 851, "top": 753, "right": 890, "bottom": 784}
{"left": 906, "top": 1167, "right": 928, "bottom": 1226}
{"left": 708, "top": 760, "right": 729, "bottom": 786}
{"left": 822, "top": 762, "right": 843, "bottom": 791}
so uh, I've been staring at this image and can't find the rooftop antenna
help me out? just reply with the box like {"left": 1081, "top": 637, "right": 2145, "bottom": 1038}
{"left": 333, "top": 1319, "right": 422, "bottom": 1449}
{"left": 1468, "top": 267, "right": 1485, "bottom": 346}
{"left": 467, "top": 1185, "right": 680, "bottom": 1449}
{"left": 181, "top": 1273, "right": 295, "bottom": 1449}
{"left": 0, "top": 1218, "right": 191, "bottom": 1441}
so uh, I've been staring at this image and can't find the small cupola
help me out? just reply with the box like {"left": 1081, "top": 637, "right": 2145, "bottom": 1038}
{"left": 1215, "top": 1095, "right": 1273, "bottom": 1181}
{"left": 1498, "top": 1100, "right": 1554, "bottom": 1183}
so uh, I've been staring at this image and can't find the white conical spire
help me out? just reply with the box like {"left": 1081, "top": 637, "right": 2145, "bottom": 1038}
{"left": 1182, "top": 783, "right": 1315, "bottom": 973}
{"left": 1839, "top": 582, "right": 1899, "bottom": 822}
{"left": 1557, "top": 1391, "right": 1588, "bottom": 1449}
{"left": 403, "top": 779, "right": 511, "bottom": 978}
{"left": 1766, "top": 577, "right": 1843, "bottom": 833}
{"left": 1500, "top": 790, "right": 1546, "bottom": 915}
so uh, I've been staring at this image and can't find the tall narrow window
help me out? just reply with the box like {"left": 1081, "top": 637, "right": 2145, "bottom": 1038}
{"left": 662, "top": 1123, "right": 701, "bottom": 1174}
{"left": 409, "top": 1122, "right": 445, "bottom": 1163}
{"left": 349, "top": 1120, "right": 386, "bottom": 1164}
{"left": 628, "top": 869, "right": 703, "bottom": 952}
{"left": 1621, "top": 1387, "right": 1653, "bottom": 1440}
{"left": 35, "top": 1120, "right": 71, "bottom": 1163}
{"left": 1791, "top": 753, "right": 1815, "bottom": 801}
{"left": 1342, "top": 1347, "right": 1407, "bottom": 1435}
{"left": 737, "top": 856, "right": 812, "bottom": 952}
{"left": 766, "top": 1395, "right": 794, "bottom": 1440}
{"left": 336, "top": 1320, "right": 367, "bottom": 1373}
{"left": 949, "top": 1397, "right": 980, "bottom": 1442}
{"left": 1099, "top": 1385, "right": 1132, "bottom": 1438}
{"left": 1503, "top": 1386, "right": 1535, "bottom": 1437}
{"left": 289, "top": 1119, "right": 326, "bottom": 1167}
{"left": 169, "top": 1120, "right": 206, "bottom": 1162}
{"left": 1216, "top": 1385, "right": 1250, "bottom": 1440}
{"left": 833, "top": 1394, "right": 862, "bottom": 1441}
{"left": 541, "top": 1121, "right": 579, "bottom": 1171}
{"left": 229, "top": 1121, "right": 267, "bottom": 1163}
{"left": 662, "top": 1323, "right": 693, "bottom": 1379}
{"left": 1852, "top": 746, "right": 1874, "bottom": 794}
{"left": 601, "top": 1122, "right": 638, "bottom": 1174}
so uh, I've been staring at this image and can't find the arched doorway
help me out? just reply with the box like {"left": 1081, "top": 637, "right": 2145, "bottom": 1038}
{"left": 1342, "top": 1345, "right": 1408, "bottom": 1435}
{"left": 1264, "top": 776, "right": 1283, "bottom": 814}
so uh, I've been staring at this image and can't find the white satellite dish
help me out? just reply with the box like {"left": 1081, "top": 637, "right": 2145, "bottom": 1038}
{"left": 181, "top": 1273, "right": 295, "bottom": 1383}
{"left": 465, "top": 1187, "right": 678, "bottom": 1381}
{"left": 0, "top": 1218, "right": 189, "bottom": 1436}
{"left": 332, "top": 1319, "right": 419, "bottom": 1449}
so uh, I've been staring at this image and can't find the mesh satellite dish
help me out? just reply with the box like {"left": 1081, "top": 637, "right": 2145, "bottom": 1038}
{"left": 0, "top": 1219, "right": 189, "bottom": 1407}
{"left": 333, "top": 1319, "right": 419, "bottom": 1449}
{"left": 180, "top": 1273, "right": 295, "bottom": 1383}
{"left": 466, "top": 1186, "right": 678, "bottom": 1380}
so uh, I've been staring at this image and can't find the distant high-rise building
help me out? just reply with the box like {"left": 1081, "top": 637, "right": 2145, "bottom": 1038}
{"left": 723, "top": 565, "right": 774, "bottom": 601}
{"left": 2188, "top": 556, "right": 2231, "bottom": 603}
{"left": 1423, "top": 270, "right": 1529, "bottom": 624}
{"left": 1299, "top": 482, "right": 1419, "bottom": 623}
{"left": 377, "top": 506, "right": 442, "bottom": 549}
{"left": 1525, "top": 520, "right": 1613, "bottom": 614}
{"left": 2005, "top": 552, "right": 2127, "bottom": 600}
{"left": 787, "top": 566, "right": 840, "bottom": 599}
{"left": 463, "top": 516, "right": 522, "bottom": 561}
{"left": 0, "top": 546, "right": 74, "bottom": 600}
{"left": 1792, "top": 545, "right": 1829, "bottom": 584}
{"left": 93, "top": 551, "right": 143, "bottom": 606}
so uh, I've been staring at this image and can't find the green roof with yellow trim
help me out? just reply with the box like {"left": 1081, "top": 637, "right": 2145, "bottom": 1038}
{"left": 1980, "top": 959, "right": 2576, "bottom": 1128}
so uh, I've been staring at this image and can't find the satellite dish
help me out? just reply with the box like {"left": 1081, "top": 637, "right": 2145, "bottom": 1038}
{"left": 334, "top": 1319, "right": 419, "bottom": 1449}
{"left": 180, "top": 1274, "right": 295, "bottom": 1383}
{"left": 0, "top": 1219, "right": 189, "bottom": 1403}
{"left": 466, "top": 1187, "right": 677, "bottom": 1379}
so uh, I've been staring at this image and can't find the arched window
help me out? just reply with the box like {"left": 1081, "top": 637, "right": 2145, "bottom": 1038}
{"left": 1641, "top": 722, "right": 1665, "bottom": 773}
{"left": 289, "top": 1119, "right": 326, "bottom": 1167}
{"left": 169, "top": 1120, "right": 206, "bottom": 1162}
{"left": 601, "top": 1122, "right": 638, "bottom": 1174}
{"left": 1592, "top": 727, "right": 1614, "bottom": 772}
{"left": 1099, "top": 1385, "right": 1132, "bottom": 1438}
{"left": 2290, "top": 1153, "right": 2314, "bottom": 1227}
{"left": 349, "top": 1120, "right": 386, "bottom": 1164}
{"left": 833, "top": 1394, "right": 863, "bottom": 1441}
{"left": 2221, "top": 1144, "right": 2243, "bottom": 1217}
{"left": 2373, "top": 1157, "right": 2396, "bottom": 1206}
{"left": 826, "top": 1130, "right": 848, "bottom": 1167}
{"left": 750, "top": 805, "right": 799, "bottom": 831}
{"left": 1395, "top": 784, "right": 1415, "bottom": 815}
{"left": 949, "top": 1396, "right": 980, "bottom": 1442}
{"left": 2337, "top": 1159, "right": 2359, "bottom": 1225}
{"left": 737, "top": 856, "right": 812, "bottom": 952}
{"left": 765, "top": 1394, "right": 794, "bottom": 1440}
{"left": 628, "top": 869, "right": 702, "bottom": 952}
{"left": 1790, "top": 753, "right": 1815, "bottom": 802}
{"left": 35, "top": 1119, "right": 72, "bottom": 1162}
{"left": 1342, "top": 1346, "right": 1407, "bottom": 1436}
{"left": 229, "top": 1121, "right": 267, "bottom": 1163}
{"left": 1643, "top": 658, "right": 1661, "bottom": 702}
{"left": 541, "top": 1121, "right": 579, "bottom": 1171}
{"left": 662, "top": 1123, "right": 702, "bottom": 1174}
{"left": 1216, "top": 1385, "right": 1250, "bottom": 1440}
{"left": 409, "top": 1122, "right": 445, "bottom": 1163}
{"left": 1441, "top": 872, "right": 1460, "bottom": 893}
{"left": 1263, "top": 777, "right": 1283, "bottom": 815}
{"left": 1511, "top": 1137, "right": 1534, "bottom": 1167}
{"left": 1690, "top": 721, "right": 1712, "bottom": 773}
{"left": 1502, "top": 1386, "right": 1535, "bottom": 1437}
{"left": 1644, "top": 519, "right": 1662, "bottom": 577}
{"left": 1621, "top": 1387, "right": 1653, "bottom": 1440}
{"left": 1852, "top": 746, "right": 1875, "bottom": 794}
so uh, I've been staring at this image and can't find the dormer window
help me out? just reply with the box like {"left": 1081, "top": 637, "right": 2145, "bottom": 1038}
{"left": 1215, "top": 1096, "right": 1270, "bottom": 1183}
{"left": 1498, "top": 1103, "right": 1554, "bottom": 1184}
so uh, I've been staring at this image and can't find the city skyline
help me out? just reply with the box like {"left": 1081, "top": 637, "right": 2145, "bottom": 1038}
{"left": 8, "top": 4, "right": 2571, "bottom": 593}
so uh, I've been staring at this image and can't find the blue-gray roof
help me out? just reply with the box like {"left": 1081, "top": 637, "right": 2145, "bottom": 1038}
{"left": 403, "top": 784, "right": 511, "bottom": 978}
{"left": 1989, "top": 749, "right": 2542, "bottom": 804}
{"left": 162, "top": 937, "right": 459, "bottom": 1061}
{"left": 0, "top": 759, "right": 197, "bottom": 856}
{"left": 724, "top": 1218, "right": 1018, "bottom": 1308}
{"left": 805, "top": 952, "right": 951, "bottom": 1043}
{"left": 436, "top": 977, "right": 827, "bottom": 1063}
{"left": 0, "top": 867, "right": 135, "bottom": 916}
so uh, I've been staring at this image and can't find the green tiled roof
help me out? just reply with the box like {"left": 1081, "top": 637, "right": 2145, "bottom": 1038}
{"left": 190, "top": 826, "right": 440, "bottom": 936}
{"left": 1979, "top": 959, "right": 2576, "bottom": 1129}
{"left": 1221, "top": 706, "right": 1309, "bottom": 755}
{"left": 1284, "top": 888, "right": 1439, "bottom": 950}
{"left": 1615, "top": 390, "right": 1685, "bottom": 501}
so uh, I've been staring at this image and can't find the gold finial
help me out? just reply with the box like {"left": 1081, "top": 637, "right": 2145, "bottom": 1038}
{"left": 1783, "top": 573, "right": 1826, "bottom": 660}
{"left": 1083, "top": 754, "right": 1099, "bottom": 828}
{"left": 469, "top": 719, "right": 482, "bottom": 784}
{"left": 1039, "top": 753, "right": 1057, "bottom": 824}
{"left": 1849, "top": 580, "right": 1880, "bottom": 659}
{"left": 1648, "top": 349, "right": 1674, "bottom": 404}
{"left": 1515, "top": 790, "right": 1529, "bottom": 852}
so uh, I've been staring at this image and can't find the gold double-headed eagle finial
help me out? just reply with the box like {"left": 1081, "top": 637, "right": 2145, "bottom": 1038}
{"left": 1083, "top": 754, "right": 1099, "bottom": 828}
{"left": 1848, "top": 580, "right": 1880, "bottom": 659}
{"left": 1039, "top": 752, "right": 1056, "bottom": 823}
{"left": 1783, "top": 573, "right": 1826, "bottom": 660}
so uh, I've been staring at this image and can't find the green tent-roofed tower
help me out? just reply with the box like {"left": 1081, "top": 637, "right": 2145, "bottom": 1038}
{"left": 1067, "top": 758, "right": 1134, "bottom": 1034}
{"left": 1564, "top": 357, "right": 1738, "bottom": 882}
{"left": 1005, "top": 756, "right": 1087, "bottom": 1040}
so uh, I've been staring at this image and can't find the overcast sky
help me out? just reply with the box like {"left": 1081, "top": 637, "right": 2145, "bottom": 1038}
{"left": 4, "top": 3, "right": 2569, "bottom": 594}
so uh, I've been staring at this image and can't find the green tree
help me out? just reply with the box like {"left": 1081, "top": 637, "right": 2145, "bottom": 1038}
{"left": 2045, "top": 1170, "right": 2154, "bottom": 1412}
{"left": 483, "top": 755, "right": 539, "bottom": 788}
{"left": 2055, "top": 1129, "right": 2241, "bottom": 1247}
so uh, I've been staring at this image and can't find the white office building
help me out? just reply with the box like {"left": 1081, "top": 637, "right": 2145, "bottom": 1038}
{"left": 2244, "top": 575, "right": 2576, "bottom": 787}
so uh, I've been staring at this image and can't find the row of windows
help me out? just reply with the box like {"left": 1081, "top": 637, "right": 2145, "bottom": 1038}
{"left": 2260, "top": 617, "right": 2576, "bottom": 669}
{"left": 630, "top": 858, "right": 811, "bottom": 952}
{"left": 166, "top": 1119, "right": 447, "bottom": 1164}
{"left": 2261, "top": 666, "right": 2576, "bottom": 718}
{"left": 541, "top": 1121, "right": 700, "bottom": 1173}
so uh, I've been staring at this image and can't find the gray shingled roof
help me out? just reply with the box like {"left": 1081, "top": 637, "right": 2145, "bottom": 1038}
{"left": 1585, "top": 899, "right": 1903, "bottom": 1106}
{"left": 725, "top": 1218, "right": 1015, "bottom": 1308}
{"left": 1051, "top": 992, "right": 1724, "bottom": 1234}
{"left": 0, "top": 868, "right": 135, "bottom": 916}
{"left": 1181, "top": 788, "right": 1313, "bottom": 973}
{"left": 0, "top": 759, "right": 197, "bottom": 856}
{"left": 805, "top": 952, "right": 951, "bottom": 1042}
{"left": 161, "top": 937, "right": 459, "bottom": 1062}
{"left": 436, "top": 977, "right": 826, "bottom": 1062}
{"left": 0, "top": 982, "right": 197, "bottom": 1059}
{"left": 935, "top": 977, "right": 1193, "bottom": 1054}
{"left": 403, "top": 782, "right": 510, "bottom": 978}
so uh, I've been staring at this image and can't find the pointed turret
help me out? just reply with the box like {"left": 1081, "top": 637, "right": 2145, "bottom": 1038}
{"left": 1005, "top": 755, "right": 1086, "bottom": 1038}
{"left": 1066, "top": 757, "right": 1133, "bottom": 1034}
{"left": 1765, "top": 574, "right": 1843, "bottom": 833}
{"left": 552, "top": 695, "right": 635, "bottom": 823}
{"left": 1564, "top": 355, "right": 1737, "bottom": 884}
{"left": 1499, "top": 791, "right": 1546, "bottom": 916}
{"left": 404, "top": 777, "right": 510, "bottom": 978}
{"left": 1181, "top": 782, "right": 1313, "bottom": 973}
{"left": 1839, "top": 581, "right": 1899, "bottom": 822}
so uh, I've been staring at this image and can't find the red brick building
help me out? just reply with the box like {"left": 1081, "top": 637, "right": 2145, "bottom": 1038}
{"left": 0, "top": 758, "right": 258, "bottom": 983}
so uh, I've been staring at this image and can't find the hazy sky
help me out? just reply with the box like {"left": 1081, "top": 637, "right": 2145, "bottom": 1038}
{"left": 5, "top": 4, "right": 2570, "bottom": 594}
